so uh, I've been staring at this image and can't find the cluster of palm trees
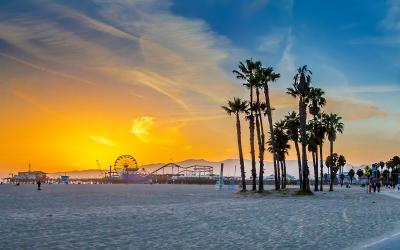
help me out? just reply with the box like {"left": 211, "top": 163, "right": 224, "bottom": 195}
{"left": 366, "top": 156, "right": 400, "bottom": 186}
{"left": 325, "top": 153, "right": 346, "bottom": 191}
{"left": 222, "top": 59, "right": 345, "bottom": 193}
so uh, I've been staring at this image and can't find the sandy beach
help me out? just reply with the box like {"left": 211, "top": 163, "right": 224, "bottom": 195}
{"left": 0, "top": 184, "right": 399, "bottom": 249}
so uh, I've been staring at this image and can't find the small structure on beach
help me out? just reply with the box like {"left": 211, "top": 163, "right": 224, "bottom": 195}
{"left": 9, "top": 171, "right": 48, "bottom": 183}
{"left": 59, "top": 175, "right": 70, "bottom": 184}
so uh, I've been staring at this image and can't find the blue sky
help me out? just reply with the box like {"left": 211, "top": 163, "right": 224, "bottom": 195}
{"left": 172, "top": 0, "right": 399, "bottom": 84}
{"left": 0, "top": 0, "right": 399, "bottom": 172}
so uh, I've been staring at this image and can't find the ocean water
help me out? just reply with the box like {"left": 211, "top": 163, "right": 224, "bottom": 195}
{"left": 0, "top": 184, "right": 399, "bottom": 249}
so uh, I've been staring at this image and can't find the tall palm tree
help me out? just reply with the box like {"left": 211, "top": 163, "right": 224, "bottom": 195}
{"left": 253, "top": 66, "right": 267, "bottom": 192}
{"left": 283, "top": 112, "right": 302, "bottom": 188}
{"left": 324, "top": 113, "right": 344, "bottom": 191}
{"left": 260, "top": 66, "right": 281, "bottom": 190}
{"left": 306, "top": 87, "right": 326, "bottom": 191}
{"left": 307, "top": 120, "right": 319, "bottom": 190}
{"left": 316, "top": 113, "right": 327, "bottom": 191}
{"left": 233, "top": 60, "right": 259, "bottom": 191}
{"left": 222, "top": 98, "right": 248, "bottom": 191}
{"left": 287, "top": 65, "right": 312, "bottom": 192}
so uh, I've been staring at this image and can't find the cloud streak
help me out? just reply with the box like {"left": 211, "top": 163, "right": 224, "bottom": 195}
{"left": 89, "top": 135, "right": 114, "bottom": 146}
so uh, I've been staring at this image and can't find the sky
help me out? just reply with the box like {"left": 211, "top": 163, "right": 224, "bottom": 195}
{"left": 0, "top": 0, "right": 399, "bottom": 175}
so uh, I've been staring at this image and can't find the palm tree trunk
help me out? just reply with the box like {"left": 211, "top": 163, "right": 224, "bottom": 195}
{"left": 299, "top": 99, "right": 310, "bottom": 192}
{"left": 283, "top": 160, "right": 287, "bottom": 188}
{"left": 294, "top": 141, "right": 302, "bottom": 189}
{"left": 236, "top": 113, "right": 246, "bottom": 191}
{"left": 319, "top": 143, "right": 324, "bottom": 191}
{"left": 255, "top": 108, "right": 263, "bottom": 191}
{"left": 249, "top": 115, "right": 257, "bottom": 191}
{"left": 329, "top": 140, "right": 334, "bottom": 192}
{"left": 249, "top": 87, "right": 257, "bottom": 191}
{"left": 312, "top": 151, "right": 317, "bottom": 191}
{"left": 263, "top": 85, "right": 279, "bottom": 190}
{"left": 277, "top": 160, "right": 281, "bottom": 188}
{"left": 256, "top": 88, "right": 265, "bottom": 192}
{"left": 314, "top": 147, "right": 319, "bottom": 192}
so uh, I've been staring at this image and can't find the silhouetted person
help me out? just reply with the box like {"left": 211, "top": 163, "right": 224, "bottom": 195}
{"left": 37, "top": 180, "right": 41, "bottom": 191}
{"left": 372, "top": 178, "right": 377, "bottom": 192}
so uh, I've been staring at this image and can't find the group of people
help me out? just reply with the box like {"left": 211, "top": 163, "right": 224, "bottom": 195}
{"left": 369, "top": 176, "right": 382, "bottom": 193}
{"left": 12, "top": 180, "right": 42, "bottom": 190}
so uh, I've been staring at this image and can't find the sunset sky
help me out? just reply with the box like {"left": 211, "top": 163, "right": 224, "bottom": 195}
{"left": 0, "top": 0, "right": 399, "bottom": 175}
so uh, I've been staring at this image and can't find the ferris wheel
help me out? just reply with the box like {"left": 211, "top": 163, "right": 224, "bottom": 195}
{"left": 114, "top": 155, "right": 139, "bottom": 174}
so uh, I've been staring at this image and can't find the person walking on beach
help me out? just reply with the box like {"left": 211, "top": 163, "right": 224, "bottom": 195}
{"left": 369, "top": 177, "right": 376, "bottom": 193}
{"left": 37, "top": 179, "right": 41, "bottom": 191}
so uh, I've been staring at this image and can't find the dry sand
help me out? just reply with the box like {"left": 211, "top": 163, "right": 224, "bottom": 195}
{"left": 0, "top": 184, "right": 398, "bottom": 249}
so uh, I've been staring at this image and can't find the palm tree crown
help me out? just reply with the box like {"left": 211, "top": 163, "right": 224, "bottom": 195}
{"left": 324, "top": 113, "right": 344, "bottom": 142}
{"left": 283, "top": 111, "right": 300, "bottom": 142}
{"left": 222, "top": 98, "right": 248, "bottom": 116}
{"left": 306, "top": 87, "right": 326, "bottom": 116}
{"left": 287, "top": 65, "right": 312, "bottom": 98}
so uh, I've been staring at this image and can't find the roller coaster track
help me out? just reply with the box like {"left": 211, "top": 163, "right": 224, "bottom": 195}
{"left": 147, "top": 163, "right": 214, "bottom": 176}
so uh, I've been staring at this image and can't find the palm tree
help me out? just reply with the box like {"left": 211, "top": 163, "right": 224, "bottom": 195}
{"left": 324, "top": 113, "right": 344, "bottom": 191}
{"left": 287, "top": 65, "right": 312, "bottom": 192}
{"left": 307, "top": 119, "right": 320, "bottom": 191}
{"left": 391, "top": 156, "right": 400, "bottom": 185}
{"left": 316, "top": 113, "right": 327, "bottom": 191}
{"left": 233, "top": 60, "right": 259, "bottom": 191}
{"left": 325, "top": 153, "right": 345, "bottom": 191}
{"left": 306, "top": 87, "right": 326, "bottom": 117}
{"left": 306, "top": 87, "right": 326, "bottom": 191}
{"left": 337, "top": 155, "right": 346, "bottom": 187}
{"left": 259, "top": 66, "right": 280, "bottom": 190}
{"left": 268, "top": 121, "right": 290, "bottom": 189}
{"left": 254, "top": 66, "right": 267, "bottom": 192}
{"left": 325, "top": 153, "right": 338, "bottom": 189}
{"left": 222, "top": 98, "right": 248, "bottom": 191}
{"left": 283, "top": 112, "right": 302, "bottom": 188}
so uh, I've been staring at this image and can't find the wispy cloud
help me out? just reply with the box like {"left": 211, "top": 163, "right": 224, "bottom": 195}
{"left": 0, "top": 52, "right": 96, "bottom": 86}
{"left": 11, "top": 87, "right": 65, "bottom": 119}
{"left": 350, "top": 0, "right": 400, "bottom": 46}
{"left": 325, "top": 98, "right": 387, "bottom": 121}
{"left": 381, "top": 0, "right": 400, "bottom": 31}
{"left": 270, "top": 91, "right": 387, "bottom": 121}
{"left": 130, "top": 116, "right": 183, "bottom": 145}
{"left": 246, "top": 0, "right": 270, "bottom": 13}
{"left": 341, "top": 84, "right": 400, "bottom": 93}
{"left": 130, "top": 117, "right": 154, "bottom": 138}
{"left": 257, "top": 31, "right": 286, "bottom": 53}
{"left": 89, "top": 135, "right": 113, "bottom": 146}
{"left": 277, "top": 29, "right": 295, "bottom": 82}
{"left": 0, "top": 0, "right": 237, "bottom": 114}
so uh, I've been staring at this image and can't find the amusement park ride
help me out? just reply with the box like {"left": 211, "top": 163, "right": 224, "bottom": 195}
{"left": 97, "top": 155, "right": 216, "bottom": 183}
